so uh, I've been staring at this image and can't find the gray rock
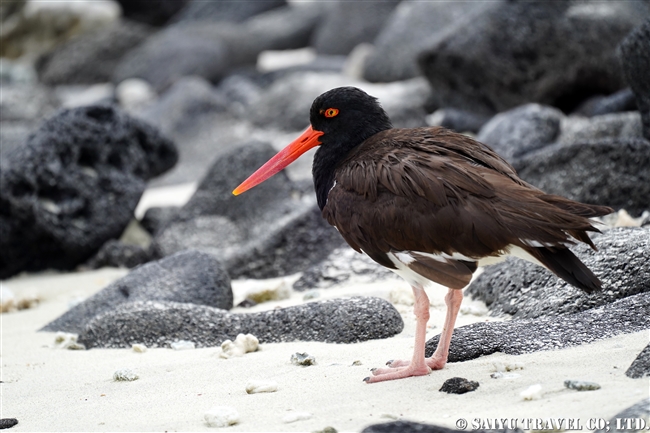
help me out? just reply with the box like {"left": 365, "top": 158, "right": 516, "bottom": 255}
{"left": 439, "top": 377, "right": 480, "bottom": 394}
{"left": 171, "top": 0, "right": 285, "bottom": 24}
{"left": 83, "top": 239, "right": 158, "bottom": 270}
{"left": 114, "top": 5, "right": 323, "bottom": 93}
{"left": 249, "top": 73, "right": 431, "bottom": 131}
{"left": 36, "top": 20, "right": 154, "bottom": 85}
{"left": 138, "top": 76, "right": 229, "bottom": 136}
{"left": 0, "top": 121, "right": 32, "bottom": 158}
{"left": 362, "top": 421, "right": 522, "bottom": 433}
{"left": 311, "top": 1, "right": 400, "bottom": 56}
{"left": 0, "top": 84, "right": 59, "bottom": 121}
{"left": 477, "top": 104, "right": 563, "bottom": 161}
{"left": 140, "top": 206, "right": 180, "bottom": 236}
{"left": 0, "top": 418, "right": 18, "bottom": 429}
{"left": 41, "top": 250, "right": 232, "bottom": 334}
{"left": 363, "top": 1, "right": 493, "bottom": 83}
{"left": 225, "top": 204, "right": 346, "bottom": 280}
{"left": 425, "top": 291, "right": 650, "bottom": 362}
{"left": 137, "top": 76, "right": 254, "bottom": 186}
{"left": 77, "top": 296, "right": 404, "bottom": 348}
{"left": 153, "top": 140, "right": 343, "bottom": 278}
{"left": 116, "top": 0, "right": 188, "bottom": 26}
{"left": 619, "top": 19, "right": 650, "bottom": 140}
{"left": 419, "top": 2, "right": 649, "bottom": 115}
{"left": 626, "top": 343, "right": 650, "bottom": 378}
{"left": 466, "top": 228, "right": 650, "bottom": 319}
{"left": 513, "top": 138, "right": 650, "bottom": 216}
{"left": 113, "top": 24, "right": 232, "bottom": 93}
{"left": 0, "top": 105, "right": 178, "bottom": 279}
{"left": 596, "top": 399, "right": 650, "bottom": 433}
{"left": 293, "top": 246, "right": 398, "bottom": 291}
{"left": 573, "top": 88, "right": 638, "bottom": 117}
{"left": 558, "top": 112, "right": 643, "bottom": 146}
{"left": 426, "top": 108, "right": 491, "bottom": 134}
{"left": 563, "top": 380, "right": 601, "bottom": 391}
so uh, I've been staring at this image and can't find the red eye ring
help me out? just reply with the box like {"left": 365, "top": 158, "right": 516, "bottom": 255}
{"left": 324, "top": 108, "right": 339, "bottom": 118}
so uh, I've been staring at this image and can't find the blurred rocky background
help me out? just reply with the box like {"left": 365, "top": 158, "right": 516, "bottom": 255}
{"left": 1, "top": 0, "right": 649, "bottom": 301}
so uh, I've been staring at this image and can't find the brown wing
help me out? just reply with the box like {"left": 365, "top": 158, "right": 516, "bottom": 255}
{"left": 322, "top": 127, "right": 612, "bottom": 275}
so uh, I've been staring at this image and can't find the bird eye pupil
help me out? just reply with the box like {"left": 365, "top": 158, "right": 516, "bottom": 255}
{"left": 324, "top": 108, "right": 339, "bottom": 118}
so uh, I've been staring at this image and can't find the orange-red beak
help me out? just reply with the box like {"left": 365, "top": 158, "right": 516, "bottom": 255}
{"left": 233, "top": 126, "right": 324, "bottom": 195}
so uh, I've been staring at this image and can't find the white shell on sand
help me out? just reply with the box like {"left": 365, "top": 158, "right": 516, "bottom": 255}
{"left": 131, "top": 343, "right": 147, "bottom": 353}
{"left": 491, "top": 361, "right": 524, "bottom": 372}
{"left": 220, "top": 333, "right": 259, "bottom": 359}
{"left": 204, "top": 406, "right": 240, "bottom": 427}
{"left": 245, "top": 380, "right": 278, "bottom": 394}
{"left": 53, "top": 332, "right": 85, "bottom": 350}
{"left": 520, "top": 384, "right": 542, "bottom": 400}
{"left": 171, "top": 340, "right": 195, "bottom": 350}
{"left": 282, "top": 411, "right": 312, "bottom": 423}
{"left": 113, "top": 369, "right": 139, "bottom": 382}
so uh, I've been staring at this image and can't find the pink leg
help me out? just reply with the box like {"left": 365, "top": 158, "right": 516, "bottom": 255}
{"left": 426, "top": 288, "right": 463, "bottom": 370}
{"left": 365, "top": 285, "right": 431, "bottom": 383}
{"left": 367, "top": 288, "right": 463, "bottom": 383}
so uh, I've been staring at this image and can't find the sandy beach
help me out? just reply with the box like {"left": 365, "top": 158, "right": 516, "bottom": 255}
{"left": 2, "top": 265, "right": 648, "bottom": 432}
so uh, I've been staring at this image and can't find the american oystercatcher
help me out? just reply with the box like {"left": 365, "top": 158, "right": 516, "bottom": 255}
{"left": 233, "top": 87, "right": 613, "bottom": 383}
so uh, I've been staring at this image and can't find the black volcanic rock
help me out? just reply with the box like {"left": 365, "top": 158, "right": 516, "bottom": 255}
{"left": 439, "top": 377, "right": 479, "bottom": 394}
{"left": 0, "top": 105, "right": 177, "bottom": 279}
{"left": 425, "top": 291, "right": 650, "bottom": 362}
{"left": 113, "top": 24, "right": 232, "bottom": 92}
{"left": 596, "top": 399, "right": 650, "bottom": 433}
{"left": 311, "top": 0, "right": 400, "bottom": 56}
{"left": 171, "top": 0, "right": 285, "bottom": 24}
{"left": 466, "top": 228, "right": 650, "bottom": 319}
{"left": 77, "top": 296, "right": 404, "bottom": 349}
{"left": 362, "top": 421, "right": 522, "bottom": 433}
{"left": 419, "top": 1, "right": 649, "bottom": 114}
{"left": 477, "top": 103, "right": 563, "bottom": 161}
{"left": 362, "top": 1, "right": 492, "bottom": 83}
{"left": 294, "top": 246, "right": 397, "bottom": 291}
{"left": 83, "top": 240, "right": 158, "bottom": 270}
{"left": 36, "top": 20, "right": 153, "bottom": 85}
{"left": 626, "top": 343, "right": 650, "bottom": 379}
{"left": 153, "top": 140, "right": 343, "bottom": 279}
{"left": 513, "top": 138, "right": 650, "bottom": 216}
{"left": 619, "top": 19, "right": 650, "bottom": 140}
{"left": 116, "top": 0, "right": 188, "bottom": 26}
{"left": 42, "top": 250, "right": 231, "bottom": 334}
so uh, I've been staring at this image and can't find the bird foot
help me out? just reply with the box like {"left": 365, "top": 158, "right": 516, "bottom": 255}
{"left": 364, "top": 363, "right": 431, "bottom": 383}
{"left": 383, "top": 356, "right": 447, "bottom": 371}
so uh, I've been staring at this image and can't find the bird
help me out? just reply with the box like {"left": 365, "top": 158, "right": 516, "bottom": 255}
{"left": 233, "top": 87, "right": 613, "bottom": 383}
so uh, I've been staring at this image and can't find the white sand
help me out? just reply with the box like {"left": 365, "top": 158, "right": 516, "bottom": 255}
{"left": 2, "top": 268, "right": 649, "bottom": 432}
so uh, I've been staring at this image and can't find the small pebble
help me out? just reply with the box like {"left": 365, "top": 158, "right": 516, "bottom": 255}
{"left": 291, "top": 352, "right": 316, "bottom": 366}
{"left": 282, "top": 411, "right": 312, "bottom": 423}
{"left": 171, "top": 340, "right": 195, "bottom": 350}
{"left": 113, "top": 369, "right": 139, "bottom": 381}
{"left": 0, "top": 418, "right": 18, "bottom": 429}
{"left": 351, "top": 360, "right": 362, "bottom": 366}
{"left": 245, "top": 379, "right": 278, "bottom": 394}
{"left": 439, "top": 377, "right": 479, "bottom": 394}
{"left": 564, "top": 380, "right": 601, "bottom": 391}
{"left": 520, "top": 384, "right": 542, "bottom": 400}
{"left": 491, "top": 361, "right": 524, "bottom": 372}
{"left": 302, "top": 290, "right": 320, "bottom": 301}
{"left": 131, "top": 343, "right": 147, "bottom": 353}
{"left": 490, "top": 372, "right": 520, "bottom": 379}
{"left": 204, "top": 406, "right": 239, "bottom": 427}
{"left": 313, "top": 427, "right": 338, "bottom": 433}
{"left": 220, "top": 334, "right": 259, "bottom": 359}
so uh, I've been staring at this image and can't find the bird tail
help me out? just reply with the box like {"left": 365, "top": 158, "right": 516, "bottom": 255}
{"left": 527, "top": 246, "right": 602, "bottom": 293}
{"left": 540, "top": 194, "right": 613, "bottom": 218}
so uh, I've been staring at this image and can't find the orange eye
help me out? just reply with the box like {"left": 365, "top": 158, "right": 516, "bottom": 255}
{"left": 323, "top": 108, "right": 339, "bottom": 118}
